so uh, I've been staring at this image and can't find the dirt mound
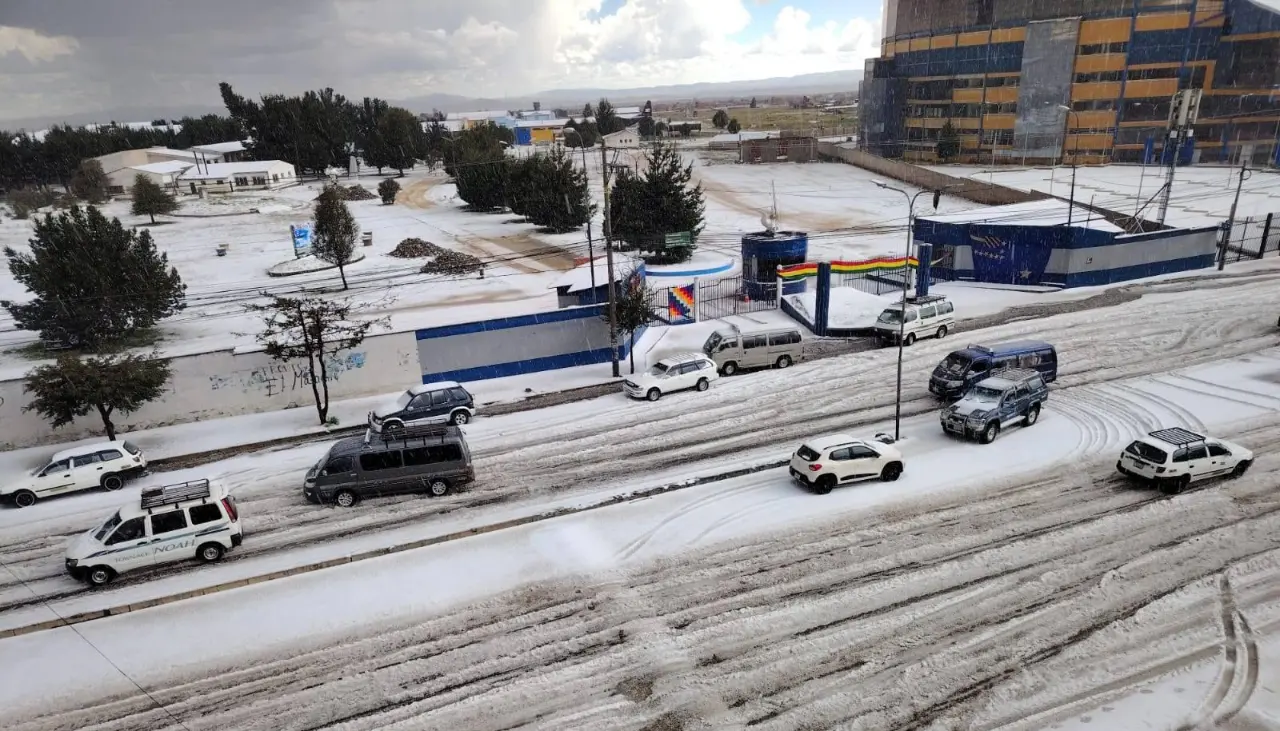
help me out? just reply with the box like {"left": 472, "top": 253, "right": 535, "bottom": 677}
{"left": 421, "top": 250, "right": 483, "bottom": 276}
{"left": 389, "top": 237, "right": 444, "bottom": 258}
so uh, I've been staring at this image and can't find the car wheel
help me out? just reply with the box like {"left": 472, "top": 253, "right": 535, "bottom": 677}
{"left": 101, "top": 473, "right": 124, "bottom": 491}
{"left": 979, "top": 422, "right": 999, "bottom": 444}
{"left": 1161, "top": 474, "right": 1192, "bottom": 495}
{"left": 904, "top": 333, "right": 917, "bottom": 346}
{"left": 383, "top": 421, "right": 404, "bottom": 434}
{"left": 449, "top": 410, "right": 470, "bottom": 426}
{"left": 881, "top": 462, "right": 903, "bottom": 482}
{"left": 1024, "top": 404, "right": 1040, "bottom": 427}
{"left": 334, "top": 489, "right": 359, "bottom": 508}
{"left": 12, "top": 490, "right": 36, "bottom": 508}
{"left": 197, "top": 542, "right": 225, "bottom": 563}
{"left": 936, "top": 325, "right": 948, "bottom": 339}
{"left": 1232, "top": 459, "right": 1252, "bottom": 477}
{"left": 646, "top": 388, "right": 661, "bottom": 402}
{"left": 813, "top": 474, "right": 836, "bottom": 495}
{"left": 87, "top": 566, "right": 114, "bottom": 587}
{"left": 722, "top": 362, "right": 738, "bottom": 376}
{"left": 775, "top": 355, "right": 792, "bottom": 369}
{"left": 427, "top": 479, "right": 451, "bottom": 497}
{"left": 696, "top": 377, "right": 710, "bottom": 392}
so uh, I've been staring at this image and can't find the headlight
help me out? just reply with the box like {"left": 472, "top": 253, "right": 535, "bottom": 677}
{"left": 968, "top": 410, "right": 989, "bottom": 421}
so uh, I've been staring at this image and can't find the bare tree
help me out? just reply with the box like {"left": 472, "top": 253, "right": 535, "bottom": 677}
{"left": 246, "top": 294, "right": 383, "bottom": 424}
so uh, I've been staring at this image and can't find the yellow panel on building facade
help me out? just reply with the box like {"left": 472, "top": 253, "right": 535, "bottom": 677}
{"left": 984, "top": 86, "right": 1020, "bottom": 103}
{"left": 982, "top": 114, "right": 1017, "bottom": 129}
{"left": 1135, "top": 12, "right": 1190, "bottom": 31}
{"left": 895, "top": 39, "right": 912, "bottom": 53}
{"left": 932, "top": 34, "right": 957, "bottom": 48}
{"left": 1072, "top": 81, "right": 1123, "bottom": 99}
{"left": 1079, "top": 18, "right": 1132, "bottom": 43}
{"left": 531, "top": 128, "right": 556, "bottom": 143}
{"left": 953, "top": 88, "right": 985, "bottom": 103}
{"left": 957, "top": 30, "right": 989, "bottom": 47}
{"left": 1123, "top": 78, "right": 1178, "bottom": 97}
{"left": 1075, "top": 54, "right": 1127, "bottom": 73}
{"left": 1066, "top": 133, "right": 1115, "bottom": 149}
{"left": 909, "top": 37, "right": 932, "bottom": 51}
{"left": 1068, "top": 111, "right": 1118, "bottom": 129}
{"left": 990, "top": 27, "right": 1026, "bottom": 43}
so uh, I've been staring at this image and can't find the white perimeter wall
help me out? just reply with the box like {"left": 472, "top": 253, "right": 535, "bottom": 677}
{"left": 0, "top": 331, "right": 422, "bottom": 450}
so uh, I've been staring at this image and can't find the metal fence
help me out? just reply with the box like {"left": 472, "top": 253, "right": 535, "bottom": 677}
{"left": 649, "top": 275, "right": 779, "bottom": 324}
{"left": 1221, "top": 213, "right": 1277, "bottom": 262}
{"left": 831, "top": 267, "right": 917, "bottom": 296}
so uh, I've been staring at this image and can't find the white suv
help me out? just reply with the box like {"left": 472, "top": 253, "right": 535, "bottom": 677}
{"left": 1117, "top": 427, "right": 1254, "bottom": 495}
{"left": 623, "top": 352, "right": 719, "bottom": 401}
{"left": 2, "top": 441, "right": 148, "bottom": 508}
{"left": 789, "top": 434, "right": 904, "bottom": 494}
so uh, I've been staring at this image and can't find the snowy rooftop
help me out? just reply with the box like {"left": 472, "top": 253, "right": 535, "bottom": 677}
{"left": 190, "top": 140, "right": 247, "bottom": 155}
{"left": 145, "top": 146, "right": 202, "bottom": 161}
{"left": 446, "top": 110, "right": 510, "bottom": 120}
{"left": 179, "top": 160, "right": 292, "bottom": 180}
{"left": 513, "top": 119, "right": 569, "bottom": 128}
{"left": 917, "top": 199, "right": 1126, "bottom": 233}
{"left": 131, "top": 161, "right": 196, "bottom": 175}
{"left": 550, "top": 257, "right": 641, "bottom": 293}
{"left": 710, "top": 132, "right": 774, "bottom": 143}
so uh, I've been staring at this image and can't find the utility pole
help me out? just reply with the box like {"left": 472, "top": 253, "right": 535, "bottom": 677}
{"left": 1156, "top": 89, "right": 1201, "bottom": 226}
{"left": 601, "top": 140, "right": 620, "bottom": 377}
{"left": 1220, "top": 158, "right": 1251, "bottom": 270}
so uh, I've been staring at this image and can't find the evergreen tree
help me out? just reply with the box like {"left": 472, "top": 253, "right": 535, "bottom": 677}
{"left": 611, "top": 272, "right": 657, "bottom": 374}
{"left": 712, "top": 109, "right": 730, "bottom": 130}
{"left": 377, "top": 178, "right": 400, "bottom": 205}
{"left": 69, "top": 159, "right": 109, "bottom": 203}
{"left": 505, "top": 156, "right": 537, "bottom": 218}
{"left": 609, "top": 143, "right": 705, "bottom": 263}
{"left": 357, "top": 97, "right": 391, "bottom": 173}
{"left": 130, "top": 174, "right": 179, "bottom": 223}
{"left": 23, "top": 352, "right": 171, "bottom": 442}
{"left": 750, "top": 97, "right": 758, "bottom": 108}
{"left": 523, "top": 147, "right": 591, "bottom": 233}
{"left": 312, "top": 184, "right": 359, "bottom": 290}
{"left": 727, "top": 118, "right": 742, "bottom": 134}
{"left": 937, "top": 119, "right": 961, "bottom": 161}
{"left": 451, "top": 125, "right": 509, "bottom": 211}
{"left": 637, "top": 116, "right": 656, "bottom": 138}
{"left": 246, "top": 294, "right": 380, "bottom": 425}
{"left": 595, "top": 99, "right": 623, "bottom": 135}
{"left": 3, "top": 206, "right": 186, "bottom": 348}
{"left": 378, "top": 107, "right": 420, "bottom": 175}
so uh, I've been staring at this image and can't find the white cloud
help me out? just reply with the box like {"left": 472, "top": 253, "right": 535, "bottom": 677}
{"left": 0, "top": 25, "right": 78, "bottom": 64}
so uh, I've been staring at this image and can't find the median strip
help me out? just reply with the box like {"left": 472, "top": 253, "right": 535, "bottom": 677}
{"left": 0, "top": 458, "right": 790, "bottom": 640}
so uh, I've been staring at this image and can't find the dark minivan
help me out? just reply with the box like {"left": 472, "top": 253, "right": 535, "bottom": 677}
{"left": 304, "top": 425, "right": 474, "bottom": 507}
{"left": 928, "top": 340, "right": 1057, "bottom": 400}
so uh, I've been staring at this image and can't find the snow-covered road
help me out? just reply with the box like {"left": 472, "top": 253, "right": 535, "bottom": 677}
{"left": 1, "top": 271, "right": 1278, "bottom": 616}
{"left": 6, "top": 414, "right": 1280, "bottom": 730}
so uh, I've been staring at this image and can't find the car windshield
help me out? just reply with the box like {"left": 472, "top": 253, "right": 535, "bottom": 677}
{"left": 1126, "top": 441, "right": 1168, "bottom": 463}
{"left": 93, "top": 511, "right": 122, "bottom": 542}
{"left": 649, "top": 363, "right": 670, "bottom": 376}
{"left": 938, "top": 354, "right": 972, "bottom": 375}
{"left": 877, "top": 308, "right": 904, "bottom": 324}
{"left": 393, "top": 391, "right": 414, "bottom": 409}
{"left": 968, "top": 386, "right": 1004, "bottom": 403}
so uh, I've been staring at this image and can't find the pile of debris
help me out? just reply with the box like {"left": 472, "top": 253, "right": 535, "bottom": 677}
{"left": 421, "top": 250, "right": 484, "bottom": 276}
{"left": 388, "top": 237, "right": 444, "bottom": 258}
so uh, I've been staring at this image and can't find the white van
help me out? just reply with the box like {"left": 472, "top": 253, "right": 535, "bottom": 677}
{"left": 65, "top": 479, "right": 242, "bottom": 586}
{"left": 702, "top": 323, "right": 804, "bottom": 375}
{"left": 873, "top": 294, "right": 955, "bottom": 346}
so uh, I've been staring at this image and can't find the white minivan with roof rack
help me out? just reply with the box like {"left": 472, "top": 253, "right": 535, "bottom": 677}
{"left": 65, "top": 479, "right": 242, "bottom": 586}
{"left": 2, "top": 440, "right": 147, "bottom": 508}
{"left": 1117, "top": 427, "right": 1254, "bottom": 495}
{"left": 873, "top": 294, "right": 955, "bottom": 346}
{"left": 702, "top": 323, "right": 804, "bottom": 375}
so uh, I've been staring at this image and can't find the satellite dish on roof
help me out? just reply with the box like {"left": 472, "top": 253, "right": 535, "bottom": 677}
{"left": 760, "top": 210, "right": 777, "bottom": 236}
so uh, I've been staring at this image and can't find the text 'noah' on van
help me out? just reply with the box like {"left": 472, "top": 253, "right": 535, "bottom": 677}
{"left": 928, "top": 340, "right": 1058, "bottom": 400}
{"left": 305, "top": 424, "right": 475, "bottom": 507}
{"left": 702, "top": 322, "right": 804, "bottom": 375}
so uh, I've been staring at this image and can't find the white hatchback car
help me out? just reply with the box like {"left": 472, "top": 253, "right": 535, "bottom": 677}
{"left": 790, "top": 433, "right": 904, "bottom": 494}
{"left": 1116, "top": 427, "right": 1254, "bottom": 495}
{"left": 2, "top": 441, "right": 148, "bottom": 508}
{"left": 623, "top": 352, "right": 719, "bottom": 401}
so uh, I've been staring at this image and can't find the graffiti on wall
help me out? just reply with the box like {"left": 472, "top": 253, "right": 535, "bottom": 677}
{"left": 209, "top": 351, "right": 367, "bottom": 397}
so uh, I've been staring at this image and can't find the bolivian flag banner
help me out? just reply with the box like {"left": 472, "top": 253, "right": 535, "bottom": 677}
{"left": 776, "top": 256, "right": 918, "bottom": 281}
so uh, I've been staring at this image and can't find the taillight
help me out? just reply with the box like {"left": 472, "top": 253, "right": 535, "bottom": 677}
{"left": 808, "top": 464, "right": 823, "bottom": 472}
{"left": 222, "top": 497, "right": 238, "bottom": 522}
{"left": 1155, "top": 467, "right": 1165, "bottom": 474}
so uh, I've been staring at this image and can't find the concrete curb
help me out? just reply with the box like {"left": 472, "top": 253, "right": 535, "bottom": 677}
{"left": 0, "top": 459, "right": 789, "bottom": 640}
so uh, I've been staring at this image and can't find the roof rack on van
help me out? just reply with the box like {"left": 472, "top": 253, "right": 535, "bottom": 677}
{"left": 140, "top": 479, "right": 212, "bottom": 511}
{"left": 1149, "top": 427, "right": 1206, "bottom": 447}
{"left": 368, "top": 423, "right": 457, "bottom": 445}
{"left": 967, "top": 344, "right": 993, "bottom": 355}
{"left": 901, "top": 294, "right": 947, "bottom": 305}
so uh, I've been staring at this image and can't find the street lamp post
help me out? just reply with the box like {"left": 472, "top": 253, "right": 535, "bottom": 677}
{"left": 873, "top": 179, "right": 940, "bottom": 442}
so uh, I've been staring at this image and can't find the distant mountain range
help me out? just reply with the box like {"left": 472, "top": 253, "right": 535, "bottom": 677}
{"left": 2, "top": 70, "right": 863, "bottom": 131}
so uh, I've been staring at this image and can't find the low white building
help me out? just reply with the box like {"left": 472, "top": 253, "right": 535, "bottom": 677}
{"left": 190, "top": 140, "right": 248, "bottom": 161}
{"left": 108, "top": 160, "right": 195, "bottom": 194}
{"left": 602, "top": 129, "right": 640, "bottom": 148}
{"left": 178, "top": 160, "right": 298, "bottom": 193}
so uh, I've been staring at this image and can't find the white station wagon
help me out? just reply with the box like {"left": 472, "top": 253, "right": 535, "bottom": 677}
{"left": 1117, "top": 427, "right": 1254, "bottom": 495}
{"left": 789, "top": 433, "right": 905, "bottom": 494}
{"left": 623, "top": 352, "right": 719, "bottom": 401}
{"left": 2, "top": 441, "right": 148, "bottom": 508}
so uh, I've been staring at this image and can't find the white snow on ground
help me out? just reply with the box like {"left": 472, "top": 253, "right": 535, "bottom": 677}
{"left": 930, "top": 163, "right": 1280, "bottom": 228}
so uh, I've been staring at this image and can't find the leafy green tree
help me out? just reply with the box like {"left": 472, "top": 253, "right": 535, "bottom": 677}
{"left": 246, "top": 294, "right": 380, "bottom": 425}
{"left": 377, "top": 178, "right": 400, "bottom": 205}
{"left": 3, "top": 206, "right": 186, "bottom": 348}
{"left": 712, "top": 109, "right": 730, "bottom": 130}
{"left": 130, "top": 174, "right": 179, "bottom": 223}
{"left": 69, "top": 159, "right": 109, "bottom": 203}
{"left": 23, "top": 352, "right": 171, "bottom": 441}
{"left": 611, "top": 272, "right": 657, "bottom": 374}
{"left": 523, "top": 147, "right": 591, "bottom": 233}
{"left": 937, "top": 119, "right": 961, "bottom": 161}
{"left": 312, "top": 184, "right": 359, "bottom": 290}
{"left": 608, "top": 143, "right": 706, "bottom": 263}
{"left": 727, "top": 118, "right": 742, "bottom": 134}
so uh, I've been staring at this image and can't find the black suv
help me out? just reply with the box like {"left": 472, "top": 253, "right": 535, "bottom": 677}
{"left": 368, "top": 381, "right": 475, "bottom": 432}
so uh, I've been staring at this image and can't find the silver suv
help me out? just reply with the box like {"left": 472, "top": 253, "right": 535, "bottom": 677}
{"left": 940, "top": 368, "right": 1049, "bottom": 444}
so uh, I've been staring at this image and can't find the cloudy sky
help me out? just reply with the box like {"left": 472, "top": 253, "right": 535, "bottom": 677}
{"left": 0, "top": 0, "right": 880, "bottom": 123}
